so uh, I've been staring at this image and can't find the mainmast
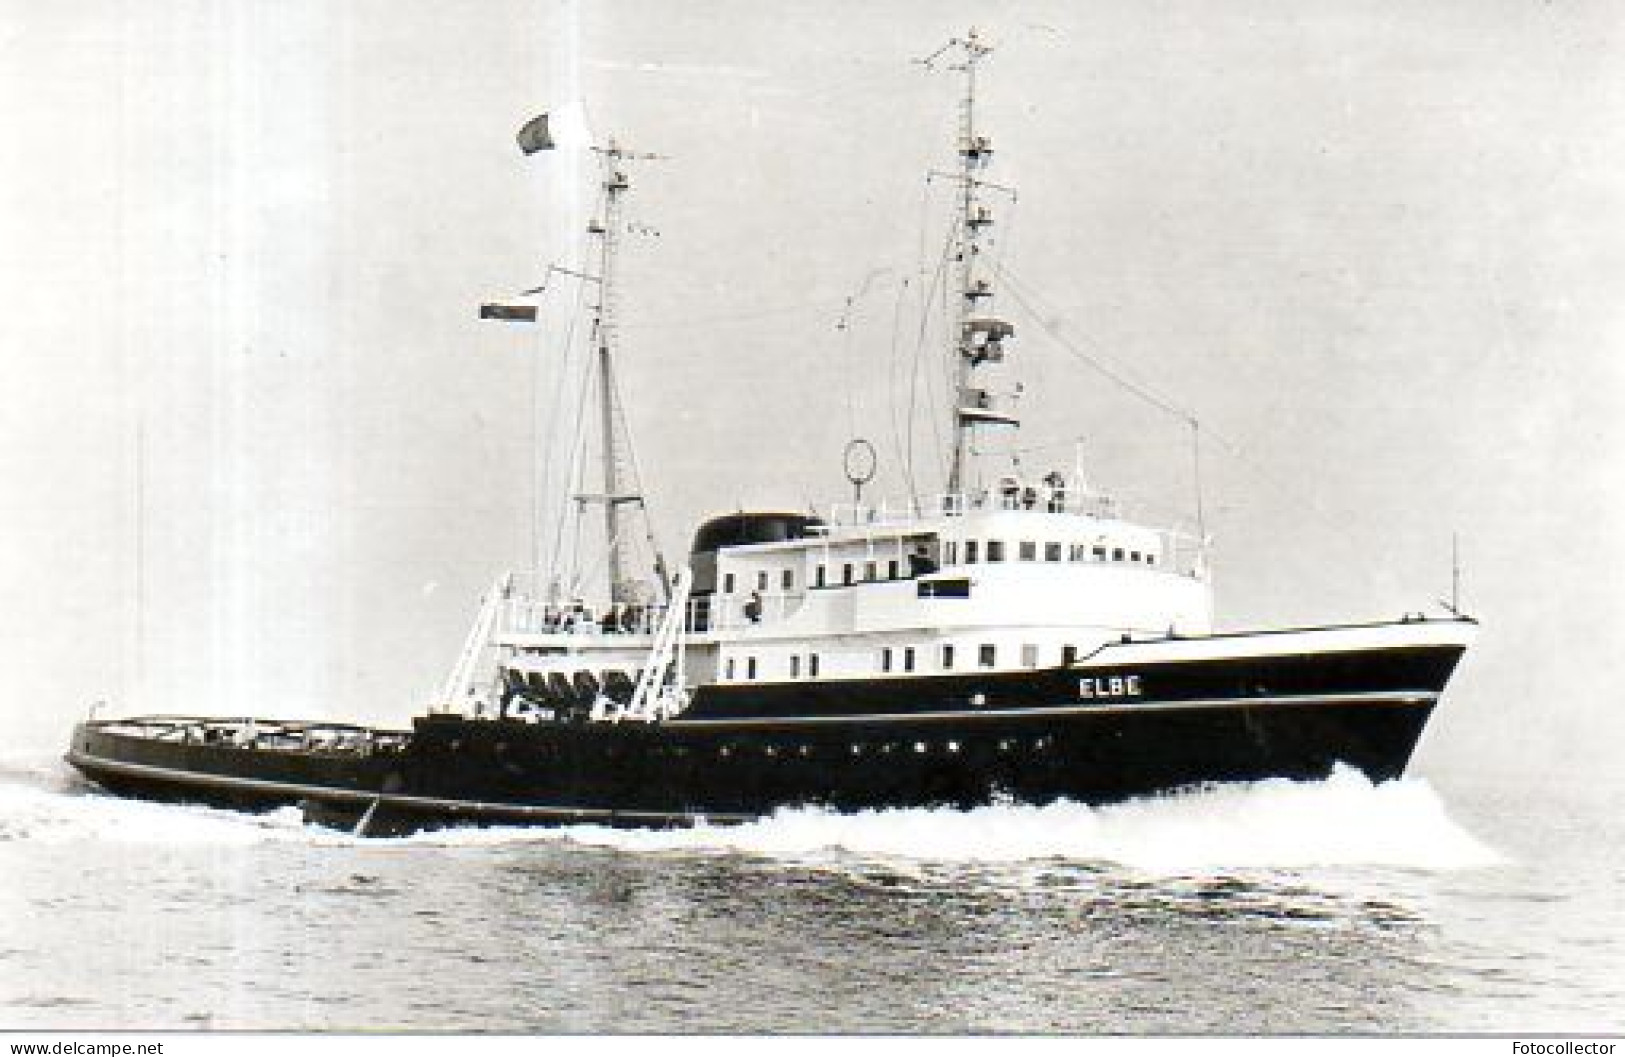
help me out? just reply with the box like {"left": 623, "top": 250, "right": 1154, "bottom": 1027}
{"left": 504, "top": 115, "right": 668, "bottom": 608}
{"left": 577, "top": 138, "right": 673, "bottom": 606}
{"left": 588, "top": 142, "right": 634, "bottom": 604}
{"left": 927, "top": 29, "right": 1018, "bottom": 497}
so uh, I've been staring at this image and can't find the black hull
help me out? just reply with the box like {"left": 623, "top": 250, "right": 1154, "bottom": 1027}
{"left": 64, "top": 628, "right": 1470, "bottom": 836}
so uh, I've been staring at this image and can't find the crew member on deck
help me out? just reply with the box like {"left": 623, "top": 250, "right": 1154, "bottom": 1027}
{"left": 744, "top": 590, "right": 764, "bottom": 623}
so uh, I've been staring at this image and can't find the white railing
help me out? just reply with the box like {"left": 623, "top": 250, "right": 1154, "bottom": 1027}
{"left": 820, "top": 486, "right": 1120, "bottom": 532}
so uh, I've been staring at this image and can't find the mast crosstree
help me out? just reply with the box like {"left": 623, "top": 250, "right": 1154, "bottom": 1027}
{"left": 921, "top": 29, "right": 1019, "bottom": 497}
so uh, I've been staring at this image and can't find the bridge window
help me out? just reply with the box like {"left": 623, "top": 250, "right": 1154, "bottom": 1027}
{"left": 942, "top": 644, "right": 955, "bottom": 670}
{"left": 987, "top": 540, "right": 1006, "bottom": 562}
{"left": 1045, "top": 542, "right": 1062, "bottom": 562}
{"left": 965, "top": 540, "right": 979, "bottom": 563}
{"left": 979, "top": 644, "right": 996, "bottom": 668}
{"left": 1019, "top": 541, "right": 1036, "bottom": 561}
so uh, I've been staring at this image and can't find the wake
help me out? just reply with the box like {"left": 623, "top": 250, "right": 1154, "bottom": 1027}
{"left": 1, "top": 753, "right": 1500, "bottom": 871}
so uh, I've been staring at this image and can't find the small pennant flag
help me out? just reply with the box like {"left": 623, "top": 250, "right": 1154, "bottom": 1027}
{"left": 516, "top": 113, "right": 554, "bottom": 155}
{"left": 480, "top": 304, "right": 538, "bottom": 322}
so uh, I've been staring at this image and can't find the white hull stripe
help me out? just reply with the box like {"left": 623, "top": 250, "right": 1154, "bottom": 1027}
{"left": 668, "top": 690, "right": 1439, "bottom": 729}
{"left": 64, "top": 751, "right": 752, "bottom": 826}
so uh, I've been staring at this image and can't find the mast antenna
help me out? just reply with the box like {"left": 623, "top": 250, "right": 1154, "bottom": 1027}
{"left": 919, "top": 28, "right": 1019, "bottom": 499}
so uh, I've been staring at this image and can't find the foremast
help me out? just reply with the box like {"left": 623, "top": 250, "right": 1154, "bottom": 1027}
{"left": 928, "top": 29, "right": 1018, "bottom": 497}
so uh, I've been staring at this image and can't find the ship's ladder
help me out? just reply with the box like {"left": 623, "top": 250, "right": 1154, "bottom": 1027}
{"left": 619, "top": 565, "right": 692, "bottom": 722}
{"left": 435, "top": 571, "right": 513, "bottom": 714}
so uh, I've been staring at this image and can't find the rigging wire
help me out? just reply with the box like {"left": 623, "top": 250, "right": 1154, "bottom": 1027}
{"left": 885, "top": 275, "right": 916, "bottom": 503}
{"left": 905, "top": 212, "right": 959, "bottom": 502}
{"left": 534, "top": 247, "right": 593, "bottom": 585}
{"left": 993, "top": 259, "right": 1389, "bottom": 567}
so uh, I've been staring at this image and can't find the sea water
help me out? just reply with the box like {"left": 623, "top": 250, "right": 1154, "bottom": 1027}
{"left": 1, "top": 755, "right": 1621, "bottom": 1033}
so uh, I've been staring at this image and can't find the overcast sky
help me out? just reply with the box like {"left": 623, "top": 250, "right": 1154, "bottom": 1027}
{"left": 2, "top": 0, "right": 1621, "bottom": 795}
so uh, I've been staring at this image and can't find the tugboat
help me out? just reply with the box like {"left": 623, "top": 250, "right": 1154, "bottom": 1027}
{"left": 67, "top": 31, "right": 1475, "bottom": 836}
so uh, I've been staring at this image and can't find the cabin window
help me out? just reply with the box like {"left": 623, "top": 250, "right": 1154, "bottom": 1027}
{"left": 1062, "top": 645, "right": 1079, "bottom": 666}
{"left": 945, "top": 541, "right": 959, "bottom": 565}
{"left": 1146, "top": 554, "right": 1157, "bottom": 566}
{"left": 815, "top": 565, "right": 827, "bottom": 588}
{"left": 1112, "top": 548, "right": 1125, "bottom": 562}
{"left": 723, "top": 572, "right": 736, "bottom": 594}
{"left": 790, "top": 655, "right": 801, "bottom": 678}
{"left": 1045, "top": 542, "right": 1062, "bottom": 562}
{"left": 881, "top": 648, "right": 893, "bottom": 673}
{"left": 1019, "top": 541, "right": 1036, "bottom": 562}
{"left": 887, "top": 559, "right": 900, "bottom": 580}
{"left": 903, "top": 647, "right": 916, "bottom": 672}
{"left": 987, "top": 540, "right": 1006, "bottom": 562}
{"left": 809, "top": 654, "right": 820, "bottom": 677}
{"left": 842, "top": 564, "right": 854, "bottom": 586}
{"left": 726, "top": 658, "right": 736, "bottom": 679}
{"left": 1069, "top": 544, "right": 1085, "bottom": 562}
{"left": 1092, "top": 546, "right": 1106, "bottom": 561}
{"left": 979, "top": 644, "right": 997, "bottom": 668}
{"left": 1129, "top": 550, "right": 1141, "bottom": 564}
{"left": 965, "top": 540, "right": 979, "bottom": 563}
{"left": 758, "top": 571, "right": 769, "bottom": 590}
{"left": 865, "top": 561, "right": 877, "bottom": 582}
{"left": 942, "top": 645, "right": 955, "bottom": 670}
{"left": 746, "top": 657, "right": 757, "bottom": 680}
{"left": 1021, "top": 644, "right": 1039, "bottom": 668}
{"left": 782, "top": 569, "right": 795, "bottom": 590}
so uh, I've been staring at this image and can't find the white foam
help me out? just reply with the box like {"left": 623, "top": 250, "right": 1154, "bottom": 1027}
{"left": 401, "top": 766, "right": 1505, "bottom": 874}
{"left": 5, "top": 752, "right": 1501, "bottom": 871}
{"left": 0, "top": 756, "right": 316, "bottom": 846}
